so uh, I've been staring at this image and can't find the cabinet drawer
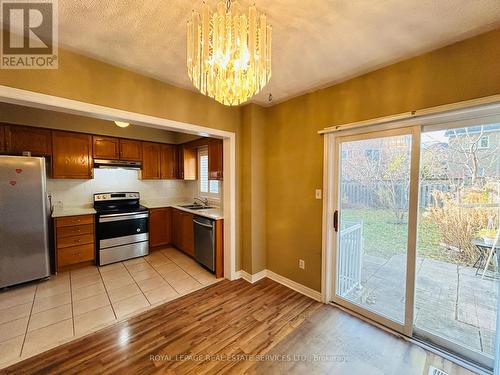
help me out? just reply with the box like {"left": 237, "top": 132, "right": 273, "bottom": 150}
{"left": 57, "top": 233, "right": 94, "bottom": 249}
{"left": 56, "top": 215, "right": 94, "bottom": 228}
{"left": 58, "top": 244, "right": 94, "bottom": 267}
{"left": 56, "top": 224, "right": 94, "bottom": 239}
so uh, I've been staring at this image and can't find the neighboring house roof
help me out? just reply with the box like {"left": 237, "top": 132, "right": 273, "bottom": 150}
{"left": 421, "top": 142, "right": 448, "bottom": 151}
{"left": 445, "top": 123, "right": 500, "bottom": 137}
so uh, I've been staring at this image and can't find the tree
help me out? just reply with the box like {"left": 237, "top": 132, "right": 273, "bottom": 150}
{"left": 342, "top": 136, "right": 411, "bottom": 222}
{"left": 446, "top": 126, "right": 499, "bottom": 187}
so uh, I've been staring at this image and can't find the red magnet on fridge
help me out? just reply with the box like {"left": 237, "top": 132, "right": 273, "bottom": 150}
{"left": 9, "top": 181, "right": 16, "bottom": 186}
{"left": 15, "top": 169, "right": 22, "bottom": 173}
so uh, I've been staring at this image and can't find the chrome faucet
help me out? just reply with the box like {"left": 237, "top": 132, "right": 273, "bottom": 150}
{"left": 193, "top": 197, "right": 209, "bottom": 207}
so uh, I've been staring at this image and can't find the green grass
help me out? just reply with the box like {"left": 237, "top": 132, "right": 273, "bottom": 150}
{"left": 342, "top": 208, "right": 443, "bottom": 260}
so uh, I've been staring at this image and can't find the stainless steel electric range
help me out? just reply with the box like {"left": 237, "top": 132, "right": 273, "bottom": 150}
{"left": 94, "top": 192, "right": 149, "bottom": 266}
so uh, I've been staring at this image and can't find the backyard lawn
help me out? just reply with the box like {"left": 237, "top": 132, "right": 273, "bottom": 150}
{"left": 342, "top": 208, "right": 449, "bottom": 262}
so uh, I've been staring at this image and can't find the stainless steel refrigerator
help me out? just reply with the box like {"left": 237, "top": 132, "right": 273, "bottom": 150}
{"left": 0, "top": 156, "right": 51, "bottom": 288}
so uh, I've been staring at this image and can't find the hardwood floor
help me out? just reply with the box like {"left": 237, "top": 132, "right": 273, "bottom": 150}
{"left": 1, "top": 278, "right": 321, "bottom": 374}
{"left": 1, "top": 278, "right": 477, "bottom": 375}
{"left": 249, "top": 305, "right": 478, "bottom": 375}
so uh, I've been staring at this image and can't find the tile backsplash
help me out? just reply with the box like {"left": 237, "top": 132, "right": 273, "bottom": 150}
{"left": 47, "top": 168, "right": 197, "bottom": 207}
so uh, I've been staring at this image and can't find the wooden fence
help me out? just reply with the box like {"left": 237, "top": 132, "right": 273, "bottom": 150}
{"left": 341, "top": 181, "right": 450, "bottom": 209}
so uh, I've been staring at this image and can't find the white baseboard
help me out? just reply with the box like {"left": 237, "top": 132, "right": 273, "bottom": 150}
{"left": 235, "top": 269, "right": 322, "bottom": 302}
{"left": 237, "top": 270, "right": 252, "bottom": 283}
{"left": 236, "top": 269, "right": 267, "bottom": 283}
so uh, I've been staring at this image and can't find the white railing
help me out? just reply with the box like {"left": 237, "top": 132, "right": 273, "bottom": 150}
{"left": 337, "top": 221, "right": 364, "bottom": 297}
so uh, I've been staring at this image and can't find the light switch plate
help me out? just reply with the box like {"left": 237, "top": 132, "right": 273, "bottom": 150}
{"left": 315, "top": 189, "right": 322, "bottom": 199}
{"left": 299, "top": 259, "right": 305, "bottom": 269}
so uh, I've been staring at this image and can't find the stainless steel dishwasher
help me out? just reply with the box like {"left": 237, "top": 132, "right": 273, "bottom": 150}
{"left": 193, "top": 215, "right": 215, "bottom": 272}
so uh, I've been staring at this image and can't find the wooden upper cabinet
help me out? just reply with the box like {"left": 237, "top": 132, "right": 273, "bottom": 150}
{"left": 120, "top": 139, "right": 142, "bottom": 161}
{"left": 149, "top": 207, "right": 172, "bottom": 248}
{"left": 160, "top": 144, "right": 178, "bottom": 179}
{"left": 52, "top": 131, "right": 93, "bottom": 179}
{"left": 0, "top": 124, "right": 5, "bottom": 152}
{"left": 93, "top": 137, "right": 142, "bottom": 161}
{"left": 93, "top": 136, "right": 119, "bottom": 159}
{"left": 141, "top": 142, "right": 161, "bottom": 179}
{"left": 179, "top": 145, "right": 197, "bottom": 180}
{"left": 208, "top": 139, "right": 223, "bottom": 180}
{"left": 5, "top": 125, "right": 52, "bottom": 156}
{"left": 177, "top": 146, "right": 185, "bottom": 179}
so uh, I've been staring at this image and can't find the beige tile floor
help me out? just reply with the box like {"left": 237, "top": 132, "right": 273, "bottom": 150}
{"left": 0, "top": 247, "right": 221, "bottom": 369}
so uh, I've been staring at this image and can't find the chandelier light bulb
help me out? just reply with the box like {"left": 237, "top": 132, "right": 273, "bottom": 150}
{"left": 187, "top": 0, "right": 272, "bottom": 106}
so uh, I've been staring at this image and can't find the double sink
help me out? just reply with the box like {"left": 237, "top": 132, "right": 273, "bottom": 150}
{"left": 180, "top": 204, "right": 214, "bottom": 210}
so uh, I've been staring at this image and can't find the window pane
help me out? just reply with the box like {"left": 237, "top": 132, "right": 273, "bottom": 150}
{"left": 415, "top": 124, "right": 499, "bottom": 364}
{"left": 200, "top": 154, "right": 209, "bottom": 193}
{"left": 209, "top": 180, "right": 219, "bottom": 194}
{"left": 336, "top": 134, "right": 412, "bottom": 324}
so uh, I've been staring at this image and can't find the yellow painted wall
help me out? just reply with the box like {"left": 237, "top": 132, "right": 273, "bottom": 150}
{"left": 0, "top": 102, "right": 199, "bottom": 144}
{"left": 0, "top": 49, "right": 240, "bottom": 132}
{"left": 0, "top": 47, "right": 244, "bottom": 271}
{"left": 265, "top": 27, "right": 500, "bottom": 291}
{"left": 241, "top": 104, "right": 267, "bottom": 274}
{"left": 1, "top": 27, "right": 500, "bottom": 291}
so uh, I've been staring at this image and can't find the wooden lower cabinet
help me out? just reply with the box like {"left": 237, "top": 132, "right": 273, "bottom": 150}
{"left": 215, "top": 219, "right": 224, "bottom": 279}
{"left": 0, "top": 124, "right": 4, "bottom": 152}
{"left": 149, "top": 207, "right": 172, "bottom": 248}
{"left": 55, "top": 214, "right": 95, "bottom": 271}
{"left": 57, "top": 244, "right": 94, "bottom": 268}
{"left": 172, "top": 208, "right": 195, "bottom": 257}
{"left": 149, "top": 207, "right": 223, "bottom": 276}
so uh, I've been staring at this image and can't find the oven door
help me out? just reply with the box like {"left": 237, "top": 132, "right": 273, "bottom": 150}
{"left": 97, "top": 212, "right": 149, "bottom": 249}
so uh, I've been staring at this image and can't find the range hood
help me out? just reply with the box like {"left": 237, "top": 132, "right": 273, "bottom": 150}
{"left": 93, "top": 159, "right": 142, "bottom": 169}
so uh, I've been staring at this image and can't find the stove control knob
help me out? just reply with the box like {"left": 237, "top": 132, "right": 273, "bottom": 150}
{"left": 136, "top": 228, "right": 141, "bottom": 232}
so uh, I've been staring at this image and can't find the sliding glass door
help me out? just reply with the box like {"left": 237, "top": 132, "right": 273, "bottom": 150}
{"left": 331, "top": 121, "right": 499, "bottom": 369}
{"left": 332, "top": 128, "right": 420, "bottom": 334}
{"left": 414, "top": 124, "right": 499, "bottom": 368}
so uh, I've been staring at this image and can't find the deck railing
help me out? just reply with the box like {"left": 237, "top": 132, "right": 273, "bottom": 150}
{"left": 337, "top": 221, "right": 364, "bottom": 297}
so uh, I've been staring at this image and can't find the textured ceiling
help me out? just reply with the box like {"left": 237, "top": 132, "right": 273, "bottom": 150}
{"left": 54, "top": 0, "right": 500, "bottom": 106}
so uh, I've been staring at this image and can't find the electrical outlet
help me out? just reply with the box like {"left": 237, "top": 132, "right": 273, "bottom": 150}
{"left": 298, "top": 259, "right": 305, "bottom": 269}
{"left": 315, "top": 189, "right": 322, "bottom": 199}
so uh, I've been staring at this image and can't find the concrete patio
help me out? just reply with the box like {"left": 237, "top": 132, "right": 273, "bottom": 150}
{"left": 344, "top": 253, "right": 498, "bottom": 358}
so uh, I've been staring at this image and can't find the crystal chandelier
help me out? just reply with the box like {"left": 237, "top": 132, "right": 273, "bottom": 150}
{"left": 187, "top": 1, "right": 272, "bottom": 106}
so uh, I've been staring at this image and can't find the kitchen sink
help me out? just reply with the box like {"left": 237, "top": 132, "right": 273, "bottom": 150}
{"left": 180, "top": 204, "right": 214, "bottom": 210}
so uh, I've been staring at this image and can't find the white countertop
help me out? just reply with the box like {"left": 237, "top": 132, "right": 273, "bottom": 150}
{"left": 140, "top": 198, "right": 191, "bottom": 209}
{"left": 141, "top": 198, "right": 223, "bottom": 220}
{"left": 51, "top": 206, "right": 96, "bottom": 218}
{"left": 51, "top": 199, "right": 223, "bottom": 220}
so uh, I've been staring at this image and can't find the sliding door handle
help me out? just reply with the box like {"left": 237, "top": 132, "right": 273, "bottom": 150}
{"left": 333, "top": 210, "right": 339, "bottom": 232}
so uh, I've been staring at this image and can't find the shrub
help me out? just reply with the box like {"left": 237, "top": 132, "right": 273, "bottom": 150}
{"left": 424, "top": 188, "right": 497, "bottom": 265}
